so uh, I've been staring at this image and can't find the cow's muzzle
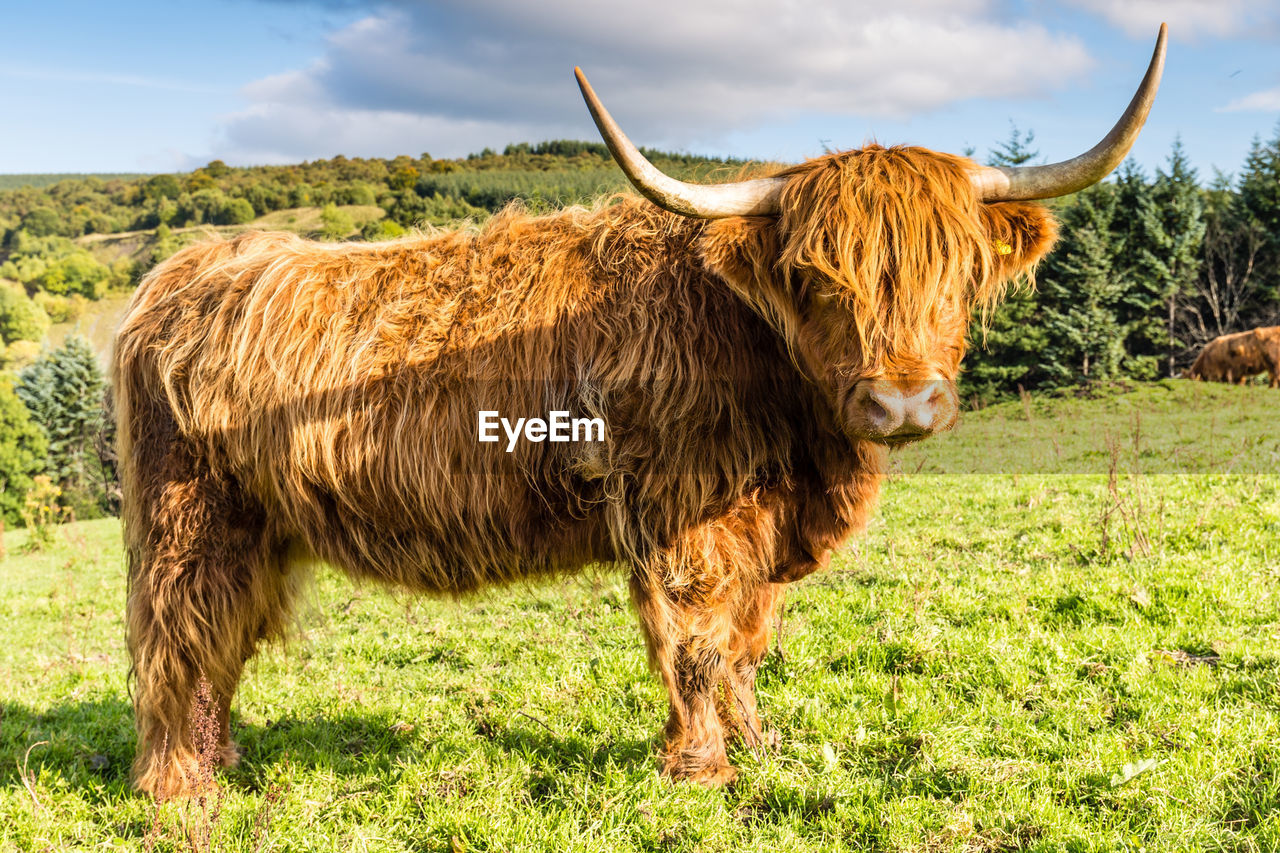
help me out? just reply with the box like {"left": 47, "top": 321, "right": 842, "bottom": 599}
{"left": 846, "top": 378, "right": 958, "bottom": 443}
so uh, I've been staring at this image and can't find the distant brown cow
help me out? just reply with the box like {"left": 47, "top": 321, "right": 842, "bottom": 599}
{"left": 114, "top": 30, "right": 1166, "bottom": 798}
{"left": 1187, "top": 326, "right": 1280, "bottom": 387}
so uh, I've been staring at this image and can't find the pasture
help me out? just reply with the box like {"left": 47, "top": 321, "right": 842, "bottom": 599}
{"left": 1, "top": 382, "right": 1277, "bottom": 852}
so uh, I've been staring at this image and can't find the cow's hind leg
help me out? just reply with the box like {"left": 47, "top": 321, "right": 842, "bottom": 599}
{"left": 125, "top": 441, "right": 296, "bottom": 799}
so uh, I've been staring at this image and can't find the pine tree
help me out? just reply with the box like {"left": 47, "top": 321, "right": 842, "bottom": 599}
{"left": 961, "top": 124, "right": 1047, "bottom": 398}
{"left": 15, "top": 335, "right": 108, "bottom": 518}
{"left": 1109, "top": 160, "right": 1167, "bottom": 379}
{"left": 959, "top": 285, "right": 1047, "bottom": 402}
{"left": 1104, "top": 147, "right": 1205, "bottom": 379}
{"left": 1151, "top": 138, "right": 1204, "bottom": 374}
{"left": 1236, "top": 123, "right": 1280, "bottom": 311}
{"left": 987, "top": 122, "right": 1040, "bottom": 167}
{"left": 1038, "top": 185, "right": 1127, "bottom": 384}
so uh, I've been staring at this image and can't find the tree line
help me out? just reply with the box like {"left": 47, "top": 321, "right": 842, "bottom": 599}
{"left": 963, "top": 124, "right": 1280, "bottom": 400}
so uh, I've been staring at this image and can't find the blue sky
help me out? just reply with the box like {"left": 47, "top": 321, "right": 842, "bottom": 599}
{"left": 1, "top": 0, "right": 1278, "bottom": 180}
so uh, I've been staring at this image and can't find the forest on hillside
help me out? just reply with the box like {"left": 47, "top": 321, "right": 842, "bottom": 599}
{"left": 0, "top": 130, "right": 1277, "bottom": 525}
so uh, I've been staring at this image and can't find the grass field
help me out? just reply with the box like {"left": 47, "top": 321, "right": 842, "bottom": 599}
{"left": 1, "top": 383, "right": 1277, "bottom": 852}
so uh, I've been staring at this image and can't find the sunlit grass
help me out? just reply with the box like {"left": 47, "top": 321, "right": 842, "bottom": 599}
{"left": 1, "top": 382, "right": 1277, "bottom": 851}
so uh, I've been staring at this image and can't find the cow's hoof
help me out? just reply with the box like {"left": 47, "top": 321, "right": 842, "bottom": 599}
{"left": 665, "top": 761, "right": 738, "bottom": 788}
{"left": 133, "top": 753, "right": 202, "bottom": 801}
{"left": 219, "top": 740, "right": 241, "bottom": 768}
{"left": 689, "top": 763, "right": 738, "bottom": 787}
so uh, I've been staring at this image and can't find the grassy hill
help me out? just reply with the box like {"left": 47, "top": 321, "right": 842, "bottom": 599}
{"left": 0, "top": 173, "right": 146, "bottom": 191}
{"left": 1, "top": 384, "right": 1276, "bottom": 851}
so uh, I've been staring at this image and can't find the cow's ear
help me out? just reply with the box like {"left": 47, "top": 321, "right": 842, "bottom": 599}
{"left": 698, "top": 217, "right": 779, "bottom": 294}
{"left": 980, "top": 201, "right": 1058, "bottom": 278}
{"left": 698, "top": 217, "right": 802, "bottom": 337}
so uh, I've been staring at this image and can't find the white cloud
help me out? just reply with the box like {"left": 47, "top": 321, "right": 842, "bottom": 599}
{"left": 1066, "top": 0, "right": 1278, "bottom": 39}
{"left": 217, "top": 0, "right": 1095, "bottom": 163}
{"left": 218, "top": 103, "right": 581, "bottom": 164}
{"left": 1218, "top": 86, "right": 1280, "bottom": 112}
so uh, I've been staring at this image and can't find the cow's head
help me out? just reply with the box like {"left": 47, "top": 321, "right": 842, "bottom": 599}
{"left": 576, "top": 24, "right": 1165, "bottom": 446}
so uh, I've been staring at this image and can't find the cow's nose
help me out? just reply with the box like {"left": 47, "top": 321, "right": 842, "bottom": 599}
{"left": 849, "top": 380, "right": 956, "bottom": 441}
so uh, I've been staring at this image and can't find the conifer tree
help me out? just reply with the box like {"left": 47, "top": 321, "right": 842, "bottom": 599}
{"left": 959, "top": 286, "right": 1047, "bottom": 401}
{"left": 988, "top": 122, "right": 1040, "bottom": 167}
{"left": 1151, "top": 138, "right": 1204, "bottom": 374}
{"left": 1236, "top": 123, "right": 1280, "bottom": 309}
{"left": 1109, "top": 160, "right": 1166, "bottom": 379}
{"left": 1038, "top": 185, "right": 1126, "bottom": 384}
{"left": 15, "top": 335, "right": 108, "bottom": 518}
{"left": 961, "top": 125, "right": 1047, "bottom": 399}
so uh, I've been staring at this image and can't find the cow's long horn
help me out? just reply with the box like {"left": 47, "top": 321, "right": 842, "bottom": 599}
{"left": 970, "top": 23, "right": 1167, "bottom": 202}
{"left": 575, "top": 67, "right": 785, "bottom": 218}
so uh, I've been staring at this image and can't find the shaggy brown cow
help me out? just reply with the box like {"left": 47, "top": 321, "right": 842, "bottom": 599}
{"left": 114, "top": 28, "right": 1166, "bottom": 797}
{"left": 1187, "top": 326, "right": 1280, "bottom": 387}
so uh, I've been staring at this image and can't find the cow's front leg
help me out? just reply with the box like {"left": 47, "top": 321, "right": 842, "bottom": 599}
{"left": 631, "top": 570, "right": 737, "bottom": 786}
{"left": 718, "top": 582, "right": 785, "bottom": 751}
{"left": 626, "top": 495, "right": 785, "bottom": 786}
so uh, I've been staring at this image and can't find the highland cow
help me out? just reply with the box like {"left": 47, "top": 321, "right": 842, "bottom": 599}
{"left": 1187, "top": 326, "right": 1280, "bottom": 387}
{"left": 114, "top": 28, "right": 1166, "bottom": 797}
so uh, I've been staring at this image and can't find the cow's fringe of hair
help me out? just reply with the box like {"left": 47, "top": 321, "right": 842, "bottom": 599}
{"left": 773, "top": 145, "right": 1055, "bottom": 357}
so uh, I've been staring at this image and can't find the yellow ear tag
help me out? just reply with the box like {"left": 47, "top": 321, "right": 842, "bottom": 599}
{"left": 995, "top": 239, "right": 1013, "bottom": 256}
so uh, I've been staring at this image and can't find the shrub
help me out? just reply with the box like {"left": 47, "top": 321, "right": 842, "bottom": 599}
{"left": 221, "top": 197, "right": 256, "bottom": 225}
{"left": 360, "top": 218, "right": 407, "bottom": 241}
{"left": 319, "top": 204, "right": 355, "bottom": 241}
{"left": 0, "top": 379, "right": 48, "bottom": 526}
{"left": 0, "top": 339, "right": 42, "bottom": 370}
{"left": 32, "top": 292, "right": 85, "bottom": 324}
{"left": 20, "top": 475, "right": 65, "bottom": 551}
{"left": 0, "top": 282, "right": 50, "bottom": 344}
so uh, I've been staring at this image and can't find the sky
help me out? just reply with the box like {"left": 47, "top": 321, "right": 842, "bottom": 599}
{"left": 1, "top": 0, "right": 1278, "bottom": 180}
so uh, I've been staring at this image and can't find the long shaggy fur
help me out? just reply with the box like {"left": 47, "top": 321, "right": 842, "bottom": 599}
{"left": 114, "top": 145, "right": 1057, "bottom": 797}
{"left": 1187, "top": 326, "right": 1280, "bottom": 387}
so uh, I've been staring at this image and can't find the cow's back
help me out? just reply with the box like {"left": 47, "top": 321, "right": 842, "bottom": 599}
{"left": 114, "top": 225, "right": 624, "bottom": 591}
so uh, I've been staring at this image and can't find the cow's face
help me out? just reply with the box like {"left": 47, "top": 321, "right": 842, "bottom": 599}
{"left": 703, "top": 147, "right": 1057, "bottom": 446}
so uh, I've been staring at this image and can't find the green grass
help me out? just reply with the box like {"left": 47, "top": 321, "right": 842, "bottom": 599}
{"left": 2, "top": 383, "right": 1278, "bottom": 851}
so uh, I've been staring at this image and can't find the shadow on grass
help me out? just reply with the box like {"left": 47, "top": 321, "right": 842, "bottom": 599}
{"left": 0, "top": 697, "right": 414, "bottom": 798}
{"left": 0, "top": 695, "right": 661, "bottom": 799}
